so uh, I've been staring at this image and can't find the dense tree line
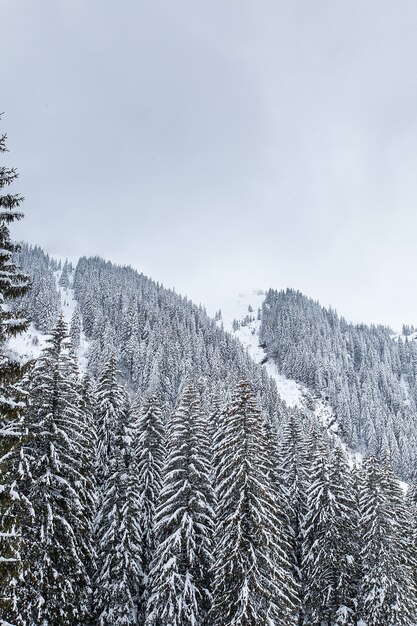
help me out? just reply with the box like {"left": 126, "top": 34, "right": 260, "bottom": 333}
{"left": 6, "top": 322, "right": 417, "bottom": 625}
{"left": 69, "top": 256, "right": 291, "bottom": 425}
{"left": 260, "top": 288, "right": 417, "bottom": 478}
{"left": 2, "top": 126, "right": 417, "bottom": 625}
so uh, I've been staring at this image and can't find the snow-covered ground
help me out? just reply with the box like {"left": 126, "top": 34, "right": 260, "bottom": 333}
{"left": 7, "top": 263, "right": 90, "bottom": 372}
{"left": 7, "top": 323, "right": 49, "bottom": 363}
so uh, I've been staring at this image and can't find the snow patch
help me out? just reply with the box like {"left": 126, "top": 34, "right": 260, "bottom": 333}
{"left": 215, "top": 290, "right": 305, "bottom": 409}
{"left": 54, "top": 266, "right": 89, "bottom": 372}
{"left": 7, "top": 262, "right": 90, "bottom": 373}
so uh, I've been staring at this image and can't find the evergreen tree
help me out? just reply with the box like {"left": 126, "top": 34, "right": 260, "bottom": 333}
{"left": 94, "top": 355, "right": 126, "bottom": 491}
{"left": 407, "top": 472, "right": 417, "bottom": 595}
{"left": 94, "top": 391, "right": 142, "bottom": 626}
{"left": 17, "top": 316, "right": 91, "bottom": 625}
{"left": 212, "top": 380, "right": 298, "bottom": 626}
{"left": 359, "top": 456, "right": 416, "bottom": 626}
{"left": 328, "top": 446, "right": 359, "bottom": 625}
{"left": 70, "top": 305, "right": 82, "bottom": 353}
{"left": 302, "top": 436, "right": 359, "bottom": 625}
{"left": 279, "top": 411, "right": 307, "bottom": 600}
{"left": 134, "top": 394, "right": 166, "bottom": 621}
{"left": 0, "top": 124, "right": 30, "bottom": 619}
{"left": 78, "top": 371, "right": 98, "bottom": 590}
{"left": 59, "top": 259, "right": 70, "bottom": 289}
{"left": 146, "top": 383, "right": 214, "bottom": 626}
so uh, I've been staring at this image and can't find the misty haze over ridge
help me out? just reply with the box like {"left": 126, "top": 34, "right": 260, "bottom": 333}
{"left": 3, "top": 0, "right": 417, "bottom": 329}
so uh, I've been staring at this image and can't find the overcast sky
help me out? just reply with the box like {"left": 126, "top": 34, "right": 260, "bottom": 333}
{"left": 3, "top": 1, "right": 417, "bottom": 328}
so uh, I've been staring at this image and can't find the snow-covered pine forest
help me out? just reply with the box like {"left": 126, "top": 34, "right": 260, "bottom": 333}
{"left": 2, "top": 131, "right": 417, "bottom": 626}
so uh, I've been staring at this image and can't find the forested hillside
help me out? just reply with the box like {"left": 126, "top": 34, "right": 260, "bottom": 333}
{"left": 3, "top": 241, "right": 417, "bottom": 625}
{"left": 71, "top": 256, "right": 283, "bottom": 419}
{"left": 260, "top": 288, "right": 417, "bottom": 478}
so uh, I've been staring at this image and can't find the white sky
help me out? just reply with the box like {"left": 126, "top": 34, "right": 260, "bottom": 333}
{"left": 3, "top": 0, "right": 417, "bottom": 329}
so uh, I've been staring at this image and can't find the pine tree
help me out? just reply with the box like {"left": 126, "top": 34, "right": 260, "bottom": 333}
{"left": 134, "top": 394, "right": 166, "bottom": 621}
{"left": 279, "top": 411, "right": 307, "bottom": 600}
{"left": 0, "top": 124, "right": 30, "bottom": 620}
{"left": 359, "top": 456, "right": 416, "bottom": 626}
{"left": 301, "top": 431, "right": 330, "bottom": 625}
{"left": 94, "top": 391, "right": 142, "bottom": 626}
{"left": 328, "top": 445, "right": 359, "bottom": 625}
{"left": 212, "top": 380, "right": 298, "bottom": 626}
{"left": 17, "top": 316, "right": 91, "bottom": 625}
{"left": 407, "top": 472, "right": 417, "bottom": 595}
{"left": 146, "top": 383, "right": 214, "bottom": 626}
{"left": 78, "top": 371, "right": 98, "bottom": 590}
{"left": 302, "top": 437, "right": 359, "bottom": 625}
{"left": 94, "top": 355, "right": 126, "bottom": 491}
{"left": 70, "top": 305, "right": 82, "bottom": 353}
{"left": 59, "top": 259, "right": 70, "bottom": 289}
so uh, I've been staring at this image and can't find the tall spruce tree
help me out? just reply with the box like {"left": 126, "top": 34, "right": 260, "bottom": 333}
{"left": 94, "top": 355, "right": 126, "bottom": 492}
{"left": 328, "top": 445, "right": 359, "bottom": 625}
{"left": 359, "top": 456, "right": 416, "bottom": 626}
{"left": 94, "top": 389, "right": 142, "bottom": 626}
{"left": 146, "top": 383, "right": 214, "bottom": 626}
{"left": 17, "top": 315, "right": 91, "bottom": 625}
{"left": 0, "top": 124, "right": 30, "bottom": 620}
{"left": 211, "top": 379, "right": 298, "bottom": 626}
{"left": 70, "top": 305, "right": 82, "bottom": 353}
{"left": 78, "top": 371, "right": 98, "bottom": 591}
{"left": 302, "top": 438, "right": 359, "bottom": 625}
{"left": 407, "top": 472, "right": 417, "bottom": 597}
{"left": 279, "top": 410, "right": 308, "bottom": 614}
{"left": 134, "top": 393, "right": 166, "bottom": 621}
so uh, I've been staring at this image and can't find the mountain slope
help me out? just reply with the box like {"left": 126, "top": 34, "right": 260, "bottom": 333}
{"left": 258, "top": 288, "right": 417, "bottom": 478}
{"left": 11, "top": 245, "right": 417, "bottom": 478}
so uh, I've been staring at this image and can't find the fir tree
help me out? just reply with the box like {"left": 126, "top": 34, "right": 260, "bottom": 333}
{"left": 134, "top": 394, "right": 166, "bottom": 621}
{"left": 359, "top": 456, "right": 416, "bottom": 626}
{"left": 94, "top": 355, "right": 126, "bottom": 491}
{"left": 94, "top": 392, "right": 142, "bottom": 626}
{"left": 18, "top": 316, "right": 91, "bottom": 625}
{"left": 279, "top": 411, "right": 308, "bottom": 599}
{"left": 70, "top": 305, "right": 82, "bottom": 353}
{"left": 146, "top": 383, "right": 214, "bottom": 626}
{"left": 211, "top": 380, "right": 298, "bottom": 626}
{"left": 0, "top": 124, "right": 30, "bottom": 620}
{"left": 59, "top": 259, "right": 70, "bottom": 289}
{"left": 302, "top": 437, "right": 359, "bottom": 625}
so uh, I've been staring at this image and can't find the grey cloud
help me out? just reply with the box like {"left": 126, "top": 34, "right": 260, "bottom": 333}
{"left": 3, "top": 0, "right": 417, "bottom": 328}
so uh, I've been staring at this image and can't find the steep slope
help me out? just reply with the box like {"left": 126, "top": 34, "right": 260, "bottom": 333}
{"left": 258, "top": 288, "right": 417, "bottom": 478}
{"left": 72, "top": 256, "right": 285, "bottom": 419}
{"left": 10, "top": 246, "right": 293, "bottom": 426}
{"left": 216, "top": 290, "right": 352, "bottom": 451}
{"left": 12, "top": 245, "right": 416, "bottom": 479}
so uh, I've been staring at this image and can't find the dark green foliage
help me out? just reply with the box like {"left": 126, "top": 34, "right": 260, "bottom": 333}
{"left": 212, "top": 380, "right": 299, "bottom": 625}
{"left": 146, "top": 383, "right": 214, "bottom": 625}
{"left": 94, "top": 381, "right": 141, "bottom": 626}
{"left": 134, "top": 394, "right": 166, "bottom": 620}
{"left": 0, "top": 125, "right": 30, "bottom": 620}
{"left": 359, "top": 456, "right": 417, "bottom": 626}
{"left": 17, "top": 316, "right": 92, "bottom": 625}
